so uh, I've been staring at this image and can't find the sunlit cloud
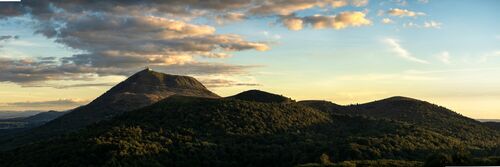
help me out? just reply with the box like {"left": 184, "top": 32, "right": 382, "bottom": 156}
{"left": 280, "top": 11, "right": 371, "bottom": 31}
{"left": 387, "top": 8, "right": 425, "bottom": 17}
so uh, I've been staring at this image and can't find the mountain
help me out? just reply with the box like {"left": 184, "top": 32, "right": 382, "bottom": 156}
{"left": 227, "top": 89, "right": 295, "bottom": 103}
{"left": 0, "top": 111, "right": 66, "bottom": 130}
{"left": 0, "top": 69, "right": 219, "bottom": 150}
{"left": 300, "top": 96, "right": 500, "bottom": 147}
{"left": 36, "top": 69, "right": 219, "bottom": 133}
{"left": 0, "top": 111, "right": 43, "bottom": 119}
{"left": 1, "top": 94, "right": 499, "bottom": 166}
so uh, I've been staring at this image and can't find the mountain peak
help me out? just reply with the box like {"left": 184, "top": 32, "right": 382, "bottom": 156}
{"left": 31, "top": 69, "right": 219, "bottom": 136}
{"left": 91, "top": 69, "right": 220, "bottom": 111}
{"left": 121, "top": 69, "right": 209, "bottom": 91}
{"left": 228, "top": 89, "right": 294, "bottom": 103}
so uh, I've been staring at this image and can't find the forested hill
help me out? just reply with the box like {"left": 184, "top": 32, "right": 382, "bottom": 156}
{"left": 1, "top": 94, "right": 499, "bottom": 166}
{"left": 0, "top": 70, "right": 220, "bottom": 150}
{"left": 227, "top": 89, "right": 295, "bottom": 103}
{"left": 300, "top": 96, "right": 500, "bottom": 147}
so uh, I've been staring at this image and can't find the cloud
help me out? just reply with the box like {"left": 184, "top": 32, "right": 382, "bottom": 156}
{"left": 281, "top": 11, "right": 371, "bottom": 30}
{"left": 216, "top": 12, "right": 247, "bottom": 24}
{"left": 387, "top": 8, "right": 425, "bottom": 17}
{"left": 403, "top": 21, "right": 442, "bottom": 29}
{"left": 418, "top": 0, "right": 429, "bottom": 4}
{"left": 0, "top": 56, "right": 262, "bottom": 86}
{"left": 384, "top": 38, "right": 429, "bottom": 64}
{"left": 436, "top": 51, "right": 450, "bottom": 64}
{"left": 0, "top": 35, "right": 19, "bottom": 47}
{"left": 381, "top": 18, "right": 394, "bottom": 24}
{"left": 200, "top": 79, "right": 262, "bottom": 88}
{"left": 392, "top": 0, "right": 408, "bottom": 6}
{"left": 0, "top": 35, "right": 19, "bottom": 41}
{"left": 281, "top": 15, "right": 304, "bottom": 31}
{"left": 249, "top": 0, "right": 369, "bottom": 15}
{"left": 423, "top": 21, "right": 442, "bottom": 29}
{"left": 44, "top": 83, "right": 117, "bottom": 89}
{"left": 0, "top": 0, "right": 373, "bottom": 86}
{"left": 0, "top": 2, "right": 271, "bottom": 85}
{"left": 151, "top": 62, "right": 263, "bottom": 76}
{"left": 3, "top": 99, "right": 88, "bottom": 108}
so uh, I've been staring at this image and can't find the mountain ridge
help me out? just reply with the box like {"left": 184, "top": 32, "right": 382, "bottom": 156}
{"left": 2, "top": 94, "right": 499, "bottom": 166}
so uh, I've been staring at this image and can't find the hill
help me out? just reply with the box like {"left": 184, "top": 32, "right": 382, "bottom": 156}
{"left": 227, "top": 89, "right": 294, "bottom": 103}
{"left": 1, "top": 95, "right": 499, "bottom": 166}
{"left": 0, "top": 110, "right": 65, "bottom": 130}
{"left": 297, "top": 100, "right": 346, "bottom": 115}
{"left": 300, "top": 96, "right": 500, "bottom": 148}
{"left": 0, "top": 69, "right": 219, "bottom": 150}
{"left": 0, "top": 111, "right": 43, "bottom": 119}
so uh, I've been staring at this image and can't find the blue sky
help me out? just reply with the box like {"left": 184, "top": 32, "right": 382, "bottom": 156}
{"left": 0, "top": 0, "right": 499, "bottom": 118}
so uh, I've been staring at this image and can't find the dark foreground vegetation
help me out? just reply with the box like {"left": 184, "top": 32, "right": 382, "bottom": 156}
{"left": 1, "top": 94, "right": 499, "bottom": 167}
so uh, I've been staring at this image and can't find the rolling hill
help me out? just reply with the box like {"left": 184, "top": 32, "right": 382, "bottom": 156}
{"left": 299, "top": 96, "right": 500, "bottom": 147}
{"left": 1, "top": 93, "right": 499, "bottom": 166}
{"left": 227, "top": 89, "right": 295, "bottom": 103}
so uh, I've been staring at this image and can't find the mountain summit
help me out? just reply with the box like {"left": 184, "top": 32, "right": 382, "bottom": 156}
{"left": 11, "top": 69, "right": 219, "bottom": 141}
{"left": 89, "top": 69, "right": 219, "bottom": 111}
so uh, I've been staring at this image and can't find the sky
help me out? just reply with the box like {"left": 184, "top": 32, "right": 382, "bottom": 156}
{"left": 0, "top": 0, "right": 499, "bottom": 119}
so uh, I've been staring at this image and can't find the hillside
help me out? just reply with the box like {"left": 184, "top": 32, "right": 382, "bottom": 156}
{"left": 298, "top": 100, "right": 347, "bottom": 115}
{"left": 347, "top": 96, "right": 499, "bottom": 145}
{"left": 227, "top": 89, "right": 295, "bottom": 103}
{"left": 0, "top": 111, "right": 65, "bottom": 130}
{"left": 300, "top": 96, "right": 500, "bottom": 147}
{"left": 0, "top": 69, "right": 220, "bottom": 150}
{"left": 484, "top": 122, "right": 500, "bottom": 131}
{"left": 2, "top": 95, "right": 499, "bottom": 166}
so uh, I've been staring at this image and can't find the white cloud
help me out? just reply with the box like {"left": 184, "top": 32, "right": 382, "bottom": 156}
{"left": 436, "top": 51, "right": 450, "bottom": 64}
{"left": 261, "top": 31, "right": 282, "bottom": 40}
{"left": 403, "top": 21, "right": 442, "bottom": 29}
{"left": 384, "top": 38, "right": 429, "bottom": 64}
{"left": 423, "top": 21, "right": 442, "bottom": 29}
{"left": 381, "top": 18, "right": 394, "bottom": 24}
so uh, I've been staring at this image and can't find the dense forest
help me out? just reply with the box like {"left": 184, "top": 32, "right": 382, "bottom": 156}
{"left": 1, "top": 94, "right": 499, "bottom": 166}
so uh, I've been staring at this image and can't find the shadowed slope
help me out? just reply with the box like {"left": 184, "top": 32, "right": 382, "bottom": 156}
{"left": 2, "top": 95, "right": 481, "bottom": 167}
{"left": 301, "top": 96, "right": 500, "bottom": 147}
{"left": 36, "top": 69, "right": 219, "bottom": 134}
{"left": 0, "top": 69, "right": 219, "bottom": 150}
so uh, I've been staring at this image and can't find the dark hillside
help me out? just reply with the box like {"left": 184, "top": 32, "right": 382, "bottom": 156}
{"left": 2, "top": 95, "right": 498, "bottom": 166}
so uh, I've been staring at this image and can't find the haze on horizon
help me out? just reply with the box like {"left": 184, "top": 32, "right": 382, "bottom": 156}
{"left": 0, "top": 0, "right": 499, "bottom": 119}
